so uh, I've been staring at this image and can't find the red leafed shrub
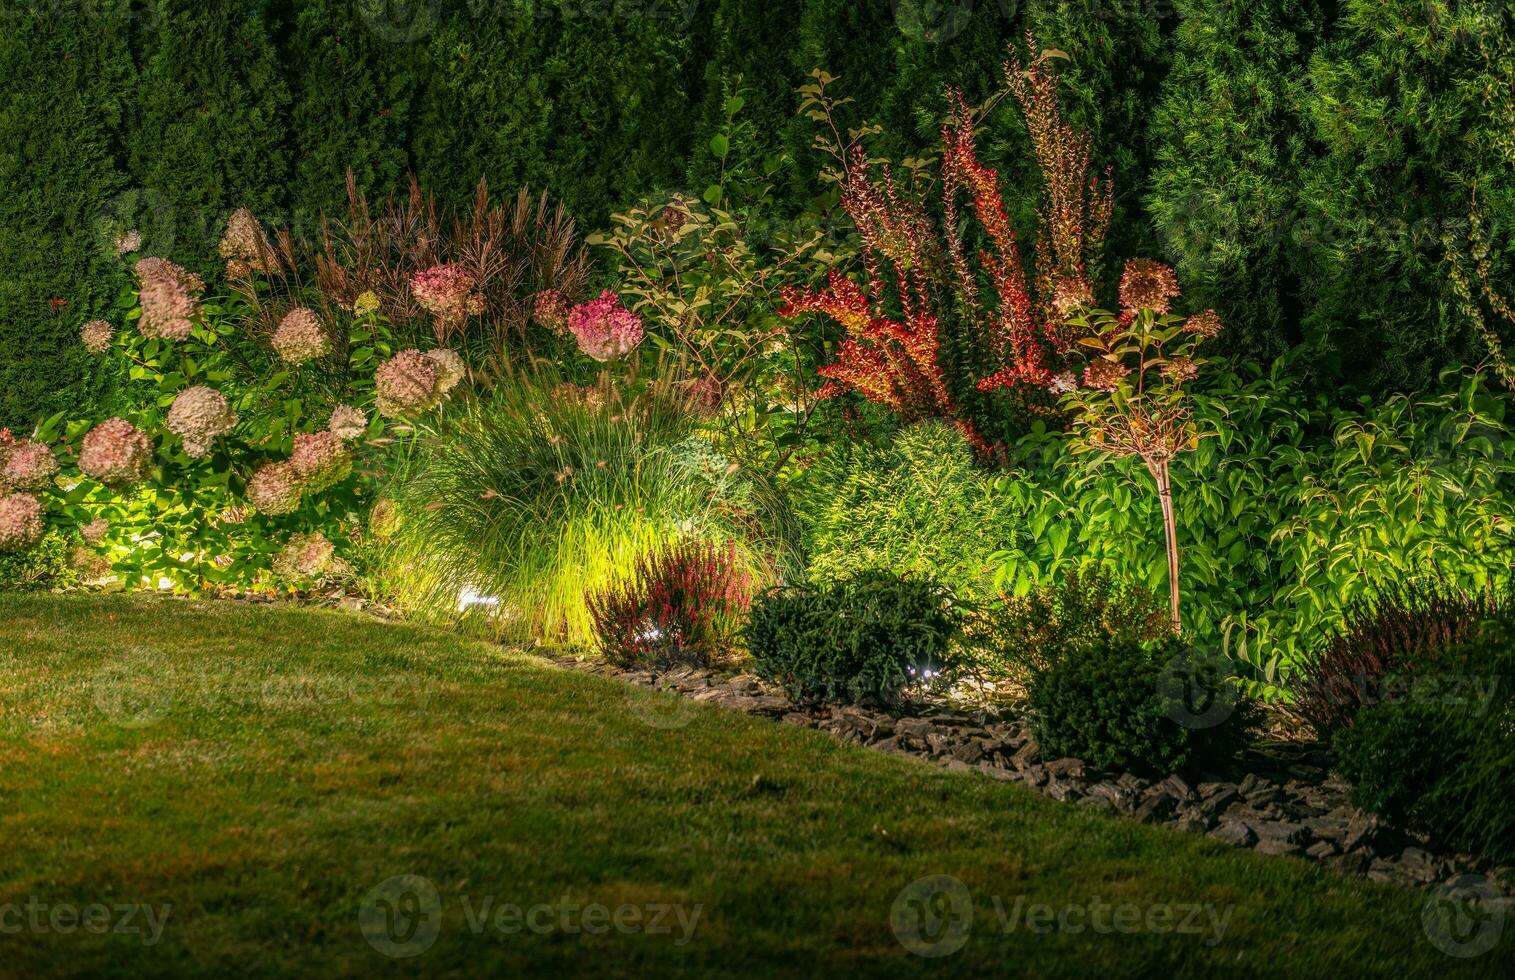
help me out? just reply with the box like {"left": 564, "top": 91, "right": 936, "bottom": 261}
{"left": 780, "top": 36, "right": 1113, "bottom": 447}
{"left": 587, "top": 540, "right": 755, "bottom": 668}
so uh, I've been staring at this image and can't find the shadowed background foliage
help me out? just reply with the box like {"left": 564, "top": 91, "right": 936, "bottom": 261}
{"left": 2, "top": 0, "right": 1512, "bottom": 426}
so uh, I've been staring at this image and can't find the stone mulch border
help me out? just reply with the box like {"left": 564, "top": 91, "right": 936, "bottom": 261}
{"left": 548, "top": 654, "right": 1514, "bottom": 906}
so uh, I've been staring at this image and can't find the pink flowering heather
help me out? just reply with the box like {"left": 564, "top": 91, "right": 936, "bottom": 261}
{"left": 410, "top": 263, "right": 480, "bottom": 329}
{"left": 81, "top": 517, "right": 109, "bottom": 546}
{"left": 374, "top": 349, "right": 439, "bottom": 418}
{"left": 114, "top": 229, "right": 143, "bottom": 256}
{"left": 532, "top": 288, "right": 572, "bottom": 333}
{"left": 328, "top": 404, "right": 368, "bottom": 442}
{"left": 79, "top": 417, "right": 153, "bottom": 486}
{"left": 272, "top": 307, "right": 331, "bottom": 364}
{"left": 271, "top": 531, "right": 337, "bottom": 582}
{"left": 135, "top": 257, "right": 203, "bottom": 341}
{"left": 290, "top": 430, "right": 352, "bottom": 493}
{"left": 3, "top": 442, "right": 58, "bottom": 490}
{"left": 246, "top": 461, "right": 303, "bottom": 515}
{"left": 567, "top": 291, "right": 644, "bottom": 362}
{"left": 0, "top": 492, "right": 44, "bottom": 551}
{"left": 81, "top": 319, "right": 114, "bottom": 354}
{"left": 166, "top": 385, "right": 237, "bottom": 458}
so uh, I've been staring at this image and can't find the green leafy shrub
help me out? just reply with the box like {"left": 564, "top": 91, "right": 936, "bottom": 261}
{"left": 0, "top": 530, "right": 80, "bottom": 592}
{"left": 1334, "top": 616, "right": 1515, "bottom": 862}
{"left": 1292, "top": 583, "right": 1505, "bottom": 738}
{"left": 378, "top": 369, "right": 778, "bottom": 645}
{"left": 746, "top": 572, "right": 963, "bottom": 705}
{"left": 1029, "top": 638, "right": 1258, "bottom": 775}
{"left": 985, "top": 365, "right": 1515, "bottom": 695}
{"left": 798, "top": 421, "right": 1023, "bottom": 598}
{"left": 587, "top": 539, "right": 754, "bottom": 669}
{"left": 976, "top": 566, "right": 1170, "bottom": 683}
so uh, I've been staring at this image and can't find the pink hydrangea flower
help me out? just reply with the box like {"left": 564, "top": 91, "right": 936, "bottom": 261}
{"left": 290, "top": 430, "right": 351, "bottom": 493}
{"left": 3, "top": 442, "right": 58, "bottom": 490}
{"left": 246, "top": 461, "right": 303, "bottom": 515}
{"left": 271, "top": 531, "right": 337, "bottom": 582}
{"left": 328, "top": 405, "right": 368, "bottom": 442}
{"left": 375, "top": 349, "right": 438, "bottom": 418}
{"left": 166, "top": 386, "right": 237, "bottom": 458}
{"left": 79, "top": 418, "right": 153, "bottom": 486}
{"left": 568, "top": 291, "right": 644, "bottom": 362}
{"left": 374, "top": 349, "right": 461, "bottom": 417}
{"left": 114, "top": 230, "right": 143, "bottom": 256}
{"left": 81, "top": 319, "right": 114, "bottom": 354}
{"left": 423, "top": 348, "right": 465, "bottom": 394}
{"left": 81, "top": 518, "right": 109, "bottom": 546}
{"left": 410, "top": 263, "right": 481, "bottom": 329}
{"left": 532, "top": 288, "right": 572, "bottom": 333}
{"left": 0, "top": 493, "right": 44, "bottom": 551}
{"left": 135, "top": 258, "right": 203, "bottom": 341}
{"left": 272, "top": 307, "right": 331, "bottom": 364}
{"left": 218, "top": 208, "right": 274, "bottom": 276}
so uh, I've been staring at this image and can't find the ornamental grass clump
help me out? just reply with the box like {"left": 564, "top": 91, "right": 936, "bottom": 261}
{"left": 587, "top": 539, "right": 754, "bottom": 668}
{"left": 377, "top": 368, "right": 773, "bottom": 645}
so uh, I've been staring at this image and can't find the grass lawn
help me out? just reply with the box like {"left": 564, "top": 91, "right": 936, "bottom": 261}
{"left": 0, "top": 594, "right": 1507, "bottom": 978}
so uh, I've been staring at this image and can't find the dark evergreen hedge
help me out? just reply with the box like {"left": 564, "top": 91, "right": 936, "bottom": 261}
{"left": 1, "top": 0, "right": 1511, "bottom": 428}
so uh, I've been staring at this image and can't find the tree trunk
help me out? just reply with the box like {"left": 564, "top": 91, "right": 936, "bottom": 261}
{"left": 1152, "top": 460, "right": 1182, "bottom": 633}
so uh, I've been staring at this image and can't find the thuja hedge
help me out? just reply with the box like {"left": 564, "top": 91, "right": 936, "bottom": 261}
{"left": 8, "top": 1, "right": 1514, "bottom": 429}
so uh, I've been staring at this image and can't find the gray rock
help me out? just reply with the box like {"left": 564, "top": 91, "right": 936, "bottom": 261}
{"left": 1208, "top": 820, "right": 1257, "bottom": 848}
{"left": 1012, "top": 741, "right": 1042, "bottom": 770}
{"left": 1134, "top": 793, "right": 1178, "bottom": 825}
{"left": 1045, "top": 757, "right": 1085, "bottom": 779}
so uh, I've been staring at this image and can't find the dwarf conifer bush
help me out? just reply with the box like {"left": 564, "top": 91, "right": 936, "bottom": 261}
{"left": 1028, "top": 637, "right": 1258, "bottom": 775}
{"left": 746, "top": 572, "right": 962, "bottom": 705}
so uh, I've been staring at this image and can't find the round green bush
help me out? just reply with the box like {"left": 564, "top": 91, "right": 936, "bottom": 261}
{"left": 1029, "top": 638, "right": 1257, "bottom": 775}
{"left": 745, "top": 571, "right": 963, "bottom": 706}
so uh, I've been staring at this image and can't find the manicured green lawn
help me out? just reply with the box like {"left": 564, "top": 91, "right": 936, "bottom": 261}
{"left": 0, "top": 594, "right": 1505, "bottom": 978}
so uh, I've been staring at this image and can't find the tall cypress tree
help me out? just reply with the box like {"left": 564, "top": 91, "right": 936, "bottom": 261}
{"left": 0, "top": 7, "right": 135, "bottom": 428}
{"left": 1147, "top": 0, "right": 1325, "bottom": 366}
{"left": 127, "top": 0, "right": 291, "bottom": 275}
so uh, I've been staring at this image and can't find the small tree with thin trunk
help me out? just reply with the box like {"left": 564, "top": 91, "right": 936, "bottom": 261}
{"left": 1058, "top": 259, "right": 1222, "bottom": 633}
